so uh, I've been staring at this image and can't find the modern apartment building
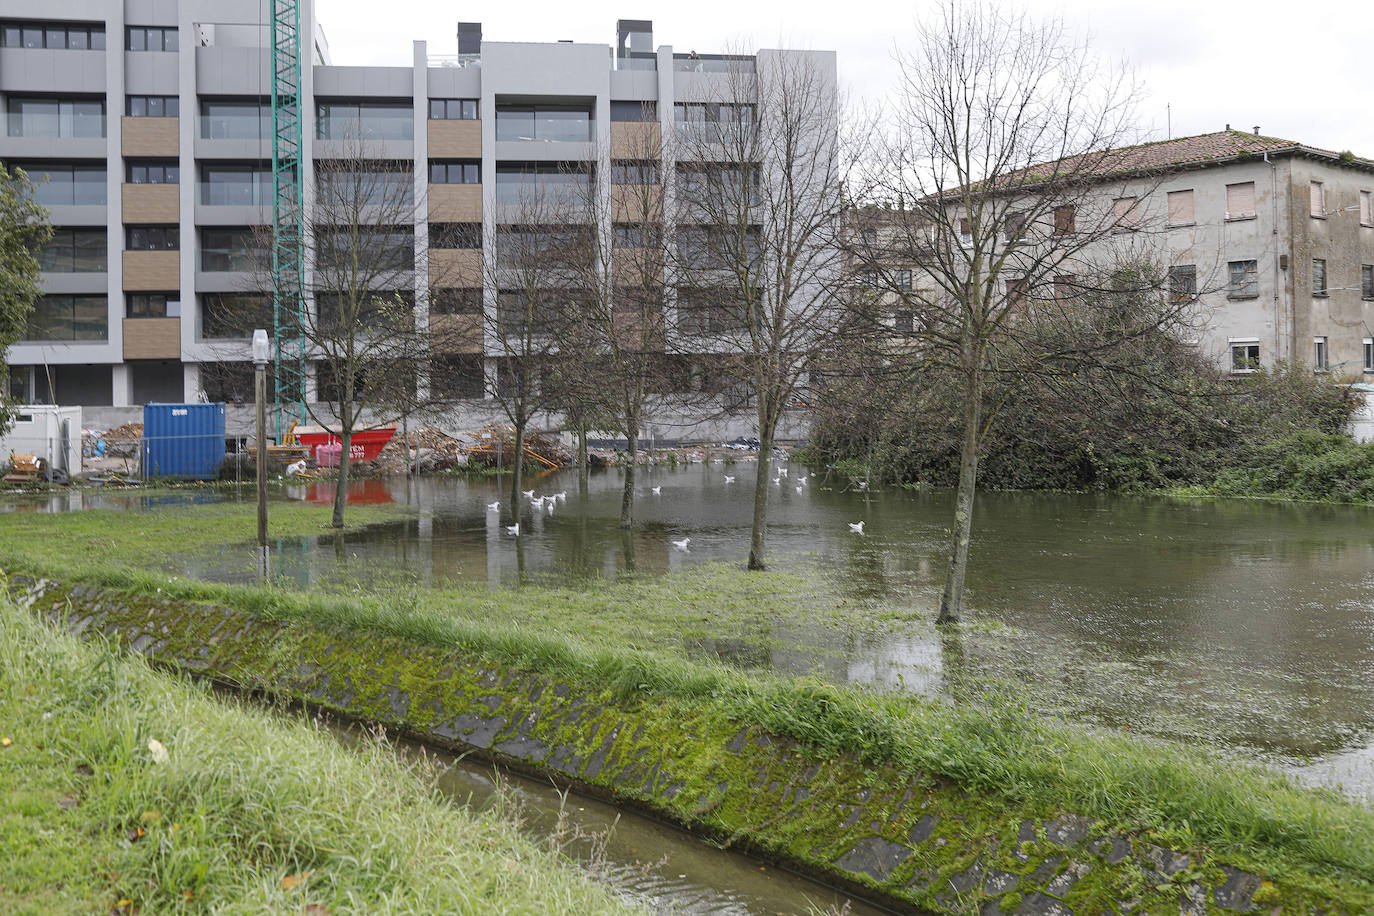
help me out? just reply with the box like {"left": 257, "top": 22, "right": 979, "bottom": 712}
{"left": 1, "top": 1, "right": 837, "bottom": 419}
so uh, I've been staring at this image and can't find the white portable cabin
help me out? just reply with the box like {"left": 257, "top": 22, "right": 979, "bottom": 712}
{"left": 2, "top": 405, "right": 83, "bottom": 475}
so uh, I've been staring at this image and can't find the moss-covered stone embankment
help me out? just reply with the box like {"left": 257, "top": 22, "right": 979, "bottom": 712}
{"left": 9, "top": 573, "right": 1371, "bottom": 915}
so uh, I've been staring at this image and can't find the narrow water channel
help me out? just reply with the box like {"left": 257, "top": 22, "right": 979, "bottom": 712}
{"left": 328, "top": 722, "right": 898, "bottom": 916}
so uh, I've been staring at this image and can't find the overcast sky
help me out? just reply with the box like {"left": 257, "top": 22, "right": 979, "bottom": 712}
{"left": 314, "top": 0, "right": 1373, "bottom": 157}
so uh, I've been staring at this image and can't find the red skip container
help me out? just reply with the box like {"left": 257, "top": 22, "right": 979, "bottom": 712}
{"left": 294, "top": 425, "right": 397, "bottom": 463}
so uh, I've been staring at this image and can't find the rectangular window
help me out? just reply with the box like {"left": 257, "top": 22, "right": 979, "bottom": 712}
{"left": 1314, "top": 336, "right": 1329, "bottom": 371}
{"left": 1230, "top": 340, "right": 1260, "bottom": 373}
{"left": 315, "top": 227, "right": 414, "bottom": 274}
{"left": 200, "top": 293, "right": 271, "bottom": 339}
{"left": 958, "top": 216, "right": 972, "bottom": 246}
{"left": 6, "top": 97, "right": 105, "bottom": 138}
{"left": 126, "top": 26, "right": 177, "bottom": 52}
{"left": 316, "top": 166, "right": 415, "bottom": 205}
{"left": 428, "top": 99, "right": 478, "bottom": 120}
{"left": 126, "top": 293, "right": 180, "bottom": 318}
{"left": 1364, "top": 338, "right": 1373, "bottom": 373}
{"left": 1168, "top": 264, "right": 1198, "bottom": 301}
{"left": 126, "top": 225, "right": 179, "bottom": 250}
{"left": 430, "top": 223, "right": 481, "bottom": 249}
{"left": 892, "top": 269, "right": 913, "bottom": 291}
{"left": 126, "top": 95, "right": 179, "bottom": 118}
{"left": 1362, "top": 190, "right": 1373, "bottom": 227}
{"left": 200, "top": 165, "right": 272, "bottom": 206}
{"left": 1111, "top": 196, "right": 1138, "bottom": 231}
{"left": 495, "top": 104, "right": 594, "bottom": 143}
{"left": 1310, "top": 180, "right": 1326, "bottom": 218}
{"left": 610, "top": 101, "right": 657, "bottom": 122}
{"left": 200, "top": 228, "right": 266, "bottom": 271}
{"left": 613, "top": 222, "right": 661, "bottom": 249}
{"left": 1226, "top": 182, "right": 1256, "bottom": 220}
{"left": 25, "top": 294, "right": 107, "bottom": 341}
{"left": 126, "top": 160, "right": 179, "bottom": 184}
{"left": 610, "top": 160, "right": 660, "bottom": 184}
{"left": 37, "top": 228, "right": 106, "bottom": 272}
{"left": 1363, "top": 264, "right": 1374, "bottom": 300}
{"left": 13, "top": 163, "right": 107, "bottom": 205}
{"left": 494, "top": 164, "right": 590, "bottom": 209}
{"left": 1005, "top": 275, "right": 1028, "bottom": 310}
{"left": 1053, "top": 274, "right": 1076, "bottom": 300}
{"left": 1228, "top": 259, "right": 1259, "bottom": 298}
{"left": 199, "top": 100, "right": 270, "bottom": 139}
{"left": 1167, "top": 189, "right": 1195, "bottom": 225}
{"left": 1003, "top": 212, "right": 1025, "bottom": 241}
{"left": 1, "top": 21, "right": 104, "bottom": 49}
{"left": 673, "top": 102, "right": 754, "bottom": 142}
{"left": 430, "top": 288, "right": 482, "bottom": 315}
{"left": 893, "top": 310, "right": 914, "bottom": 332}
{"left": 428, "top": 160, "right": 480, "bottom": 183}
{"left": 316, "top": 100, "right": 414, "bottom": 140}
{"left": 1053, "top": 205, "right": 1075, "bottom": 236}
{"left": 1313, "top": 258, "right": 1327, "bottom": 296}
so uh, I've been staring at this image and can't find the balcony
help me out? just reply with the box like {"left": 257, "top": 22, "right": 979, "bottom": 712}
{"left": 429, "top": 249, "right": 483, "bottom": 287}
{"left": 194, "top": 114, "right": 270, "bottom": 159}
{"left": 122, "top": 250, "right": 180, "bottom": 291}
{"left": 1, "top": 110, "right": 106, "bottom": 158}
{"left": 123, "top": 317, "right": 181, "bottom": 360}
{"left": 428, "top": 119, "right": 481, "bottom": 157}
{"left": 122, "top": 184, "right": 180, "bottom": 223}
{"left": 427, "top": 184, "right": 482, "bottom": 223}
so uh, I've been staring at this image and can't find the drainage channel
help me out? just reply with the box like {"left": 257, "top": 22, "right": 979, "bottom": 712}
{"left": 328, "top": 722, "right": 906, "bottom": 916}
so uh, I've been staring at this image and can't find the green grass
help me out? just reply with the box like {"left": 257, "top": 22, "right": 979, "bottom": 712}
{"left": 0, "top": 594, "right": 639, "bottom": 916}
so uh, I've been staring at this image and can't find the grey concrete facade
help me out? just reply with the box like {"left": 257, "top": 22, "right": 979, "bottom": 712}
{"left": 1, "top": 1, "right": 837, "bottom": 445}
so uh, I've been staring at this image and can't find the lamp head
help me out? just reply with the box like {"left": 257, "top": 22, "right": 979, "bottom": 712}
{"left": 252, "top": 328, "right": 270, "bottom": 366}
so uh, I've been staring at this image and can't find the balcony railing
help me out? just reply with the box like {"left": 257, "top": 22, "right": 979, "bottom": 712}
{"left": 197, "top": 114, "right": 270, "bottom": 140}
{"left": 4, "top": 112, "right": 106, "bottom": 139}
{"left": 198, "top": 180, "right": 272, "bottom": 207}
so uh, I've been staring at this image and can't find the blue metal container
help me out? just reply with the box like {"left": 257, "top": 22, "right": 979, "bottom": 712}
{"left": 141, "top": 403, "right": 227, "bottom": 480}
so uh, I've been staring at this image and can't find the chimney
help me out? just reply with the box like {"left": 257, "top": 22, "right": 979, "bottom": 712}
{"left": 1225, "top": 123, "right": 1231, "bottom": 131}
{"left": 457, "top": 22, "right": 481, "bottom": 56}
{"left": 1253, "top": 126, "right": 1261, "bottom": 136}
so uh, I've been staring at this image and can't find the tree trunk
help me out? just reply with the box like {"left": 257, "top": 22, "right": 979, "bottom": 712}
{"left": 332, "top": 425, "right": 352, "bottom": 529}
{"left": 577, "top": 416, "right": 589, "bottom": 495}
{"left": 620, "top": 418, "right": 637, "bottom": 529}
{"left": 510, "top": 419, "right": 526, "bottom": 514}
{"left": 747, "top": 418, "right": 775, "bottom": 571}
{"left": 937, "top": 365, "right": 984, "bottom": 624}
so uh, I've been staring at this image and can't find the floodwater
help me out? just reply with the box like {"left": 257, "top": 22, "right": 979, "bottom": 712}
{"left": 327, "top": 722, "right": 896, "bottom": 916}
{"left": 11, "top": 465, "right": 1374, "bottom": 799}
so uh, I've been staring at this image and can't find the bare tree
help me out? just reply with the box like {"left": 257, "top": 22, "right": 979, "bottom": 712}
{"left": 670, "top": 48, "right": 848, "bottom": 569}
{"left": 859, "top": 2, "right": 1194, "bottom": 622}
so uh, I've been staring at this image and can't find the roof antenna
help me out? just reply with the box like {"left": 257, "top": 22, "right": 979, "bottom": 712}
{"left": 1166, "top": 103, "right": 1170, "bottom": 140}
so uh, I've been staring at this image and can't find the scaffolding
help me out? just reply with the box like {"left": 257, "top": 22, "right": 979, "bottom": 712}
{"left": 270, "top": 0, "right": 306, "bottom": 441}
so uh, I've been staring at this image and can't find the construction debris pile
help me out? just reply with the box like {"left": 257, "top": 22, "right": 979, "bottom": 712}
{"left": 102, "top": 422, "right": 143, "bottom": 458}
{"left": 463, "top": 425, "right": 572, "bottom": 470}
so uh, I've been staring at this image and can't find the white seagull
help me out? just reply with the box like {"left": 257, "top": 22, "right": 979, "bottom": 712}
{"left": 772, "top": 477, "right": 781, "bottom": 485}
{"left": 285, "top": 459, "right": 308, "bottom": 477}
{"left": 795, "top": 485, "right": 803, "bottom": 494}
{"left": 531, "top": 495, "right": 546, "bottom": 508}
{"left": 856, "top": 480, "right": 869, "bottom": 491}
{"left": 778, "top": 468, "right": 788, "bottom": 478}
{"left": 723, "top": 475, "right": 735, "bottom": 483}
{"left": 522, "top": 489, "right": 536, "bottom": 499}
{"left": 651, "top": 486, "right": 662, "bottom": 495}
{"left": 555, "top": 491, "right": 567, "bottom": 502}
{"left": 671, "top": 537, "right": 691, "bottom": 551}
{"left": 848, "top": 521, "right": 865, "bottom": 534}
{"left": 505, "top": 523, "right": 520, "bottom": 536}
{"left": 797, "top": 475, "right": 808, "bottom": 485}
{"left": 486, "top": 501, "right": 500, "bottom": 511}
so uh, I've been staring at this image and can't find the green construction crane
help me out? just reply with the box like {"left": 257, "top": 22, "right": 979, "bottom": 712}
{"left": 270, "top": 0, "right": 306, "bottom": 441}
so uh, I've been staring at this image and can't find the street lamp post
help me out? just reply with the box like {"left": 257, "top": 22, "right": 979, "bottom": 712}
{"left": 252, "top": 329, "right": 270, "bottom": 573}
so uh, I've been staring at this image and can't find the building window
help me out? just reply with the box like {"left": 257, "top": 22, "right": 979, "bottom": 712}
{"left": 893, "top": 310, "right": 914, "bottom": 332}
{"left": 1006, "top": 275, "right": 1029, "bottom": 310}
{"left": 610, "top": 101, "right": 657, "bottom": 122}
{"left": 1228, "top": 259, "right": 1259, "bottom": 298}
{"left": 200, "top": 293, "right": 271, "bottom": 339}
{"left": 428, "top": 99, "right": 478, "bottom": 120}
{"left": 1166, "top": 189, "right": 1195, "bottom": 226}
{"left": 200, "top": 228, "right": 266, "bottom": 271}
{"left": 494, "top": 164, "right": 590, "bottom": 209}
{"left": 126, "top": 293, "right": 180, "bottom": 318}
{"left": 1310, "top": 180, "right": 1326, "bottom": 218}
{"left": 200, "top": 165, "right": 272, "bottom": 206}
{"left": 613, "top": 222, "right": 661, "bottom": 249}
{"left": 430, "top": 223, "right": 481, "bottom": 250}
{"left": 430, "top": 288, "right": 482, "bottom": 314}
{"left": 37, "top": 228, "right": 106, "bottom": 272}
{"left": 1168, "top": 265, "right": 1198, "bottom": 301}
{"left": 429, "top": 160, "right": 480, "bottom": 183}
{"left": 126, "top": 26, "right": 178, "bottom": 52}
{"left": 127, "top": 95, "right": 179, "bottom": 118}
{"left": 1003, "top": 212, "right": 1025, "bottom": 241}
{"left": 1053, "top": 274, "right": 1076, "bottom": 300}
{"left": 1225, "top": 182, "right": 1256, "bottom": 220}
{"left": 1361, "top": 190, "right": 1373, "bottom": 227}
{"left": 1314, "top": 336, "right": 1329, "bottom": 372}
{"left": 892, "top": 269, "right": 913, "bottom": 291}
{"left": 958, "top": 216, "right": 973, "bottom": 246}
{"left": 1363, "top": 264, "right": 1374, "bottom": 300}
{"left": 316, "top": 166, "right": 414, "bottom": 205}
{"left": 1111, "top": 196, "right": 1138, "bottom": 231}
{"left": 316, "top": 100, "right": 414, "bottom": 140}
{"left": 199, "top": 100, "right": 270, "bottom": 139}
{"left": 610, "top": 160, "right": 660, "bottom": 185}
{"left": 673, "top": 102, "right": 754, "bottom": 142}
{"left": 496, "top": 104, "right": 594, "bottom": 143}
{"left": 126, "top": 226, "right": 179, "bottom": 250}
{"left": 1312, "top": 258, "right": 1327, "bottom": 296}
{"left": 25, "top": 294, "right": 107, "bottom": 341}
{"left": 12, "top": 163, "right": 106, "bottom": 205}
{"left": 1364, "top": 338, "right": 1373, "bottom": 373}
{"left": 126, "top": 161, "right": 179, "bottom": 184}
{"left": 1, "top": 22, "right": 105, "bottom": 50}
{"left": 1052, "top": 205, "right": 1075, "bottom": 236}
{"left": 5, "top": 97, "right": 105, "bottom": 138}
{"left": 1230, "top": 340, "right": 1260, "bottom": 373}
